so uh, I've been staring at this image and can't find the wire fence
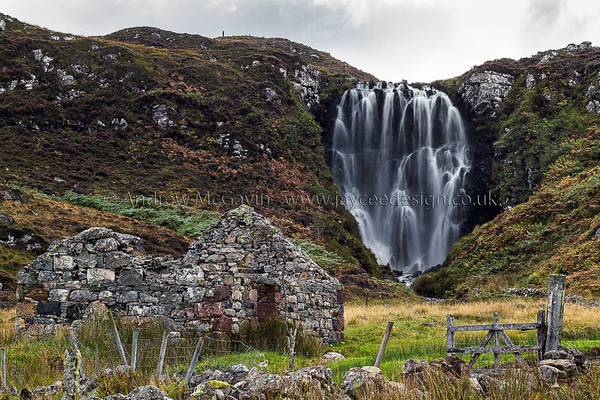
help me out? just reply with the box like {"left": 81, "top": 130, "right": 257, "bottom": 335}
{"left": 78, "top": 327, "right": 265, "bottom": 379}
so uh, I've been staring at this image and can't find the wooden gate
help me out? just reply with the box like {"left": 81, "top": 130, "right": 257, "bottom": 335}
{"left": 446, "top": 311, "right": 547, "bottom": 368}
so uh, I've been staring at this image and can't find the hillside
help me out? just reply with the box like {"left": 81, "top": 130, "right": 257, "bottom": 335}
{"left": 1, "top": 13, "right": 599, "bottom": 301}
{"left": 416, "top": 42, "right": 600, "bottom": 298}
{"left": 0, "top": 13, "right": 399, "bottom": 299}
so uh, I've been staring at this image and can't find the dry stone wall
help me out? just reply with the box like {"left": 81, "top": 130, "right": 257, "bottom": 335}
{"left": 16, "top": 206, "right": 344, "bottom": 342}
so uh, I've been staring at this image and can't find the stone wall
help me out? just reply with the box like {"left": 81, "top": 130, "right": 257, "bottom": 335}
{"left": 16, "top": 206, "right": 344, "bottom": 342}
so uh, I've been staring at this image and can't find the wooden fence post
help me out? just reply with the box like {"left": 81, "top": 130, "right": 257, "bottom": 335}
{"left": 446, "top": 315, "right": 455, "bottom": 351}
{"left": 131, "top": 329, "right": 139, "bottom": 371}
{"left": 69, "top": 329, "right": 85, "bottom": 379}
{"left": 536, "top": 310, "right": 546, "bottom": 361}
{"left": 545, "top": 274, "right": 566, "bottom": 353}
{"left": 184, "top": 338, "right": 204, "bottom": 385}
{"left": 374, "top": 321, "right": 394, "bottom": 368}
{"left": 492, "top": 312, "right": 500, "bottom": 369}
{"left": 156, "top": 331, "right": 168, "bottom": 381}
{"left": 110, "top": 312, "right": 129, "bottom": 367}
{"left": 1, "top": 348, "right": 6, "bottom": 390}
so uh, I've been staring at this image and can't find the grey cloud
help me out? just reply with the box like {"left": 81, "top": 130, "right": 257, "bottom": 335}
{"left": 527, "top": 0, "right": 563, "bottom": 25}
{"left": 2, "top": 0, "right": 599, "bottom": 82}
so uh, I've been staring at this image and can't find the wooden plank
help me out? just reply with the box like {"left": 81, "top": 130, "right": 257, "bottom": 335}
{"left": 131, "top": 329, "right": 139, "bottom": 371}
{"left": 545, "top": 274, "right": 566, "bottom": 353}
{"left": 446, "top": 315, "right": 455, "bottom": 351}
{"left": 498, "top": 330, "right": 525, "bottom": 366}
{"left": 467, "top": 330, "right": 494, "bottom": 368}
{"left": 451, "top": 345, "right": 540, "bottom": 354}
{"left": 374, "top": 322, "right": 394, "bottom": 368}
{"left": 185, "top": 338, "right": 204, "bottom": 384}
{"left": 156, "top": 331, "right": 168, "bottom": 381}
{"left": 449, "top": 323, "right": 539, "bottom": 332}
{"left": 110, "top": 312, "right": 129, "bottom": 366}
{"left": 492, "top": 312, "right": 500, "bottom": 369}
{"left": 69, "top": 329, "right": 85, "bottom": 379}
{"left": 536, "top": 310, "right": 546, "bottom": 361}
{"left": 1, "top": 348, "right": 6, "bottom": 389}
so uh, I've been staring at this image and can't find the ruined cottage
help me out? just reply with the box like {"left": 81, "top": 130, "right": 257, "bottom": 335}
{"left": 16, "top": 206, "right": 344, "bottom": 342}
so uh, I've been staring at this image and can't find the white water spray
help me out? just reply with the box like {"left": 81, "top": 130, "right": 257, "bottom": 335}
{"left": 331, "top": 82, "right": 470, "bottom": 273}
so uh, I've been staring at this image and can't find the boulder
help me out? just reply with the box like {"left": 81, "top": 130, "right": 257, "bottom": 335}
{"left": 322, "top": 351, "right": 345, "bottom": 362}
{"left": 539, "top": 359, "right": 577, "bottom": 382}
{"left": 342, "top": 366, "right": 406, "bottom": 399}
{"left": 539, "top": 365, "right": 564, "bottom": 387}
{"left": 126, "top": 386, "right": 172, "bottom": 400}
{"left": 403, "top": 355, "right": 467, "bottom": 382}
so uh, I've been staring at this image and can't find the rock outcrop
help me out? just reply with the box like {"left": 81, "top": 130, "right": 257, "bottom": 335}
{"left": 458, "top": 70, "right": 514, "bottom": 117}
{"left": 16, "top": 206, "right": 344, "bottom": 342}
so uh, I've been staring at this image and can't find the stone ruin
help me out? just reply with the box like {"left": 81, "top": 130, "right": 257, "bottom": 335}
{"left": 16, "top": 206, "right": 344, "bottom": 342}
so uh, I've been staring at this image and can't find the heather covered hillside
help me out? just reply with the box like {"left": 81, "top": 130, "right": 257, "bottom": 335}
{"left": 0, "top": 12, "right": 387, "bottom": 297}
{"left": 416, "top": 43, "right": 600, "bottom": 297}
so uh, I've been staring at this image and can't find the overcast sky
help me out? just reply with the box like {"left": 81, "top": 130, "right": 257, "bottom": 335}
{"left": 3, "top": 0, "right": 599, "bottom": 82}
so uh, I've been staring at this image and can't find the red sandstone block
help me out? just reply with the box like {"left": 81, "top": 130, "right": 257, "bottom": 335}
{"left": 194, "top": 302, "right": 224, "bottom": 318}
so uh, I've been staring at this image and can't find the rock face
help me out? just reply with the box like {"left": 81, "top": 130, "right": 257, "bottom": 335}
{"left": 458, "top": 70, "right": 514, "bottom": 117}
{"left": 291, "top": 65, "right": 322, "bottom": 110}
{"left": 16, "top": 206, "right": 344, "bottom": 342}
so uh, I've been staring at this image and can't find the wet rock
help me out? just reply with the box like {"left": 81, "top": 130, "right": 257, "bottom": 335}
{"left": 459, "top": 70, "right": 514, "bottom": 117}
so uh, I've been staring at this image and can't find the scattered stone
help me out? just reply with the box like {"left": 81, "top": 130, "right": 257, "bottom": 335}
{"left": 151, "top": 104, "right": 175, "bottom": 129}
{"left": 504, "top": 287, "right": 545, "bottom": 297}
{"left": 33, "top": 49, "right": 54, "bottom": 72}
{"left": 57, "top": 69, "right": 76, "bottom": 86}
{"left": 111, "top": 118, "right": 128, "bottom": 131}
{"left": 0, "top": 212, "right": 14, "bottom": 226}
{"left": 322, "top": 351, "right": 345, "bottom": 362}
{"left": 586, "top": 100, "right": 600, "bottom": 114}
{"left": 265, "top": 87, "right": 279, "bottom": 103}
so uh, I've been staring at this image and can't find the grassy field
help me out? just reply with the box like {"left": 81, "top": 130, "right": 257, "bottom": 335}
{"left": 1, "top": 298, "right": 599, "bottom": 397}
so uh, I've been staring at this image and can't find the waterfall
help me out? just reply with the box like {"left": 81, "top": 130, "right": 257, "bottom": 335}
{"left": 331, "top": 82, "right": 470, "bottom": 274}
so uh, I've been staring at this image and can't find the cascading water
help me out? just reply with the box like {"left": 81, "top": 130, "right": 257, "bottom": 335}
{"left": 331, "top": 82, "right": 470, "bottom": 274}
